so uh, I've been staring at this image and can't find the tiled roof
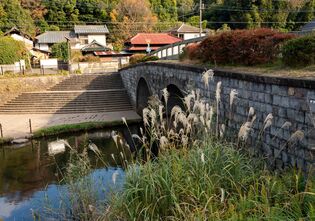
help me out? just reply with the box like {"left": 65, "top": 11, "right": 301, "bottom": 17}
{"left": 35, "top": 31, "right": 75, "bottom": 44}
{"left": 74, "top": 25, "right": 109, "bottom": 34}
{"left": 129, "top": 33, "right": 182, "bottom": 45}
{"left": 94, "top": 51, "right": 132, "bottom": 56}
{"left": 301, "top": 20, "right": 315, "bottom": 32}
{"left": 168, "top": 23, "right": 202, "bottom": 33}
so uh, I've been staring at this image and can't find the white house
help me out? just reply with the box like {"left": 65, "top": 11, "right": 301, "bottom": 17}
{"left": 4, "top": 27, "right": 34, "bottom": 50}
{"left": 168, "top": 23, "right": 206, "bottom": 40}
{"left": 34, "top": 25, "right": 109, "bottom": 52}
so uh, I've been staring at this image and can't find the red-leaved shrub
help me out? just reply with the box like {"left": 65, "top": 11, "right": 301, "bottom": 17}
{"left": 181, "top": 43, "right": 202, "bottom": 61}
{"left": 196, "top": 29, "right": 295, "bottom": 66}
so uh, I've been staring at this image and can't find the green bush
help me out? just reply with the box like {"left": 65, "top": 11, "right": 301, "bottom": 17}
{"left": 141, "top": 55, "right": 159, "bottom": 62}
{"left": 51, "top": 42, "right": 69, "bottom": 61}
{"left": 130, "top": 54, "right": 159, "bottom": 65}
{"left": 0, "top": 36, "right": 28, "bottom": 64}
{"left": 282, "top": 35, "right": 315, "bottom": 67}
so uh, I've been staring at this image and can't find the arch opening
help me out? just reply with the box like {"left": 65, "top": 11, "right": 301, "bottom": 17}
{"left": 161, "top": 84, "right": 185, "bottom": 115}
{"left": 136, "top": 78, "right": 151, "bottom": 115}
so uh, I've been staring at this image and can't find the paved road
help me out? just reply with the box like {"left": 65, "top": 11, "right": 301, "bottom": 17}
{"left": 0, "top": 111, "right": 140, "bottom": 139}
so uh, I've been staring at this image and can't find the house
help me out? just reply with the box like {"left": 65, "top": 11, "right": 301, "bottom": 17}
{"left": 74, "top": 25, "right": 109, "bottom": 48}
{"left": 34, "top": 25, "right": 109, "bottom": 52}
{"left": 81, "top": 40, "right": 111, "bottom": 55}
{"left": 300, "top": 20, "right": 315, "bottom": 34}
{"left": 124, "top": 33, "right": 182, "bottom": 54}
{"left": 167, "top": 23, "right": 206, "bottom": 40}
{"left": 4, "top": 26, "right": 34, "bottom": 50}
{"left": 34, "top": 31, "right": 77, "bottom": 52}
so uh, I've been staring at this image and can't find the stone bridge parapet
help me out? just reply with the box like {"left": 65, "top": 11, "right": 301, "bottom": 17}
{"left": 119, "top": 61, "right": 315, "bottom": 171}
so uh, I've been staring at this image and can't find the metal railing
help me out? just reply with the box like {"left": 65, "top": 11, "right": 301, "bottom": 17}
{"left": 149, "top": 36, "right": 207, "bottom": 60}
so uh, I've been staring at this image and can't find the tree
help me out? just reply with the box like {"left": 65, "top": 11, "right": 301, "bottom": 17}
{"left": 0, "top": 36, "right": 28, "bottom": 64}
{"left": 43, "top": 0, "right": 79, "bottom": 27}
{"left": 0, "top": 0, "right": 36, "bottom": 36}
{"left": 187, "top": 16, "right": 207, "bottom": 29}
{"left": 51, "top": 42, "right": 69, "bottom": 61}
{"left": 149, "top": 0, "right": 178, "bottom": 21}
{"left": 110, "top": 0, "right": 158, "bottom": 48}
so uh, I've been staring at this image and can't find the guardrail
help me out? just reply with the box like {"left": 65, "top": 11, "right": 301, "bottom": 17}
{"left": 149, "top": 36, "right": 207, "bottom": 60}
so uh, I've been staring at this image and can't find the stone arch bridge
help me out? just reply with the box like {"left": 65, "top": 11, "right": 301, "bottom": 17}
{"left": 120, "top": 61, "right": 315, "bottom": 172}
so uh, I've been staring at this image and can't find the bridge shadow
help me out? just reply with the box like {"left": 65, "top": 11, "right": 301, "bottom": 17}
{"left": 136, "top": 77, "right": 185, "bottom": 116}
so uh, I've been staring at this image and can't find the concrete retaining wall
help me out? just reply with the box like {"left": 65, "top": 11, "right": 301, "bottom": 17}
{"left": 120, "top": 62, "right": 315, "bottom": 171}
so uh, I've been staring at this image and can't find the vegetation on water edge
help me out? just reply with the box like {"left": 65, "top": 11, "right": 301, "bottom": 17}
{"left": 47, "top": 69, "right": 314, "bottom": 220}
{"left": 33, "top": 119, "right": 141, "bottom": 138}
{"left": 0, "top": 138, "right": 13, "bottom": 145}
{"left": 108, "top": 138, "right": 315, "bottom": 220}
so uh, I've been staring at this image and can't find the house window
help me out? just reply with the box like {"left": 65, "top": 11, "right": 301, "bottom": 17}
{"left": 179, "top": 34, "right": 184, "bottom": 39}
{"left": 79, "top": 34, "right": 89, "bottom": 45}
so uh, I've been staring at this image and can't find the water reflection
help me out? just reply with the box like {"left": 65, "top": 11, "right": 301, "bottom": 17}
{"left": 0, "top": 126, "right": 137, "bottom": 220}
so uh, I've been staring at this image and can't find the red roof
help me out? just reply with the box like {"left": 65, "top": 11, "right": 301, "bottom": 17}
{"left": 94, "top": 51, "right": 132, "bottom": 56}
{"left": 129, "top": 33, "right": 182, "bottom": 45}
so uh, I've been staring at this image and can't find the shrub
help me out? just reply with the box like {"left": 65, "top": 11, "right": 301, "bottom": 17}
{"left": 0, "top": 36, "right": 28, "bottom": 64}
{"left": 282, "top": 35, "right": 315, "bottom": 67}
{"left": 51, "top": 42, "right": 69, "bottom": 62}
{"left": 130, "top": 54, "right": 159, "bottom": 65}
{"left": 129, "top": 54, "right": 146, "bottom": 65}
{"left": 194, "top": 28, "right": 295, "bottom": 66}
{"left": 180, "top": 42, "right": 202, "bottom": 61}
{"left": 141, "top": 55, "right": 159, "bottom": 62}
{"left": 79, "top": 55, "right": 100, "bottom": 62}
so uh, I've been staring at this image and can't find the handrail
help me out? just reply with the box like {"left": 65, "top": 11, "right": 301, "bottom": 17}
{"left": 149, "top": 36, "right": 207, "bottom": 59}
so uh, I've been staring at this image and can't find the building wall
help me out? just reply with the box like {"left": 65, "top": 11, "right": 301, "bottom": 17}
{"left": 120, "top": 62, "right": 315, "bottom": 172}
{"left": 88, "top": 34, "right": 106, "bottom": 46}
{"left": 10, "top": 34, "right": 33, "bottom": 49}
{"left": 35, "top": 43, "right": 49, "bottom": 52}
{"left": 180, "top": 33, "right": 206, "bottom": 40}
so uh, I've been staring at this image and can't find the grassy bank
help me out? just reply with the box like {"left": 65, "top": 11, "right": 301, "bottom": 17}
{"left": 108, "top": 138, "right": 315, "bottom": 220}
{"left": 0, "top": 137, "right": 13, "bottom": 145}
{"left": 33, "top": 119, "right": 141, "bottom": 138}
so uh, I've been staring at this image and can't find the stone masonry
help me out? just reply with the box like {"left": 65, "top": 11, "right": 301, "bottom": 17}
{"left": 120, "top": 62, "right": 315, "bottom": 172}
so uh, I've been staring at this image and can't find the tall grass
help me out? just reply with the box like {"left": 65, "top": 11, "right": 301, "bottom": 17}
{"left": 107, "top": 138, "right": 315, "bottom": 220}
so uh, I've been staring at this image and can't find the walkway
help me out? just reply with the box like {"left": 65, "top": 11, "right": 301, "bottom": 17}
{"left": 0, "top": 111, "right": 140, "bottom": 139}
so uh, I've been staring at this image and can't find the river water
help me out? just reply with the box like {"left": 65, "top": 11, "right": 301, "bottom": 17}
{"left": 0, "top": 127, "right": 136, "bottom": 220}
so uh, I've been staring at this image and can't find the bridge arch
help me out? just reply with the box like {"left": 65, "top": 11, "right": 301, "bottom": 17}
{"left": 161, "top": 84, "right": 185, "bottom": 114}
{"left": 136, "top": 77, "right": 152, "bottom": 115}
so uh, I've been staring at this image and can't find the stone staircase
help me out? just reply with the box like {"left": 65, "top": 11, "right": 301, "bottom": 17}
{"left": 0, "top": 73, "right": 133, "bottom": 114}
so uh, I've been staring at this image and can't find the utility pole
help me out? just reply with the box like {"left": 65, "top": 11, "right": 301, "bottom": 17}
{"left": 65, "top": 37, "right": 71, "bottom": 74}
{"left": 199, "top": 0, "right": 203, "bottom": 37}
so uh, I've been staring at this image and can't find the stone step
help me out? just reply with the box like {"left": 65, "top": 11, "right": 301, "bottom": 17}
{"left": 0, "top": 73, "right": 133, "bottom": 114}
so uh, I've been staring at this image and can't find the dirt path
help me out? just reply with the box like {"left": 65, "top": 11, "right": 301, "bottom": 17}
{"left": 0, "top": 111, "right": 140, "bottom": 139}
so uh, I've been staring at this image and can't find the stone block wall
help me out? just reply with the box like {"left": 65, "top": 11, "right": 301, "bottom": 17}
{"left": 120, "top": 62, "right": 315, "bottom": 171}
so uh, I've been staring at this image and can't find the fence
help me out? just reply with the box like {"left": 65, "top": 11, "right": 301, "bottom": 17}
{"left": 149, "top": 36, "right": 207, "bottom": 60}
{"left": 0, "top": 60, "right": 26, "bottom": 75}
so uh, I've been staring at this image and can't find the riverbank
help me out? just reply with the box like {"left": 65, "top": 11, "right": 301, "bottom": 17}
{"left": 0, "top": 111, "right": 141, "bottom": 144}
